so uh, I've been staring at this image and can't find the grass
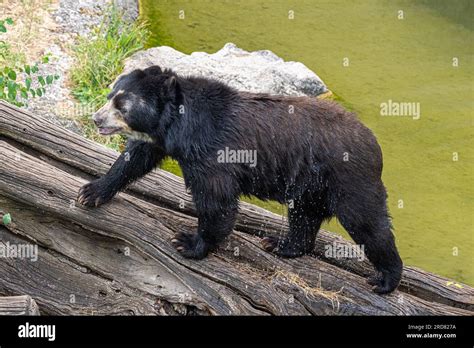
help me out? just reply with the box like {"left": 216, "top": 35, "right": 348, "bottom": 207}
{"left": 1, "top": 0, "right": 51, "bottom": 66}
{"left": 70, "top": 5, "right": 149, "bottom": 151}
{"left": 0, "top": 0, "right": 50, "bottom": 70}
{"left": 270, "top": 270, "right": 345, "bottom": 311}
{"left": 0, "top": 38, "right": 25, "bottom": 69}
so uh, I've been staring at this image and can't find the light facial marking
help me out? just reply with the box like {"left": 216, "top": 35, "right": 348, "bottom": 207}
{"left": 93, "top": 92, "right": 128, "bottom": 135}
{"left": 94, "top": 93, "right": 154, "bottom": 142}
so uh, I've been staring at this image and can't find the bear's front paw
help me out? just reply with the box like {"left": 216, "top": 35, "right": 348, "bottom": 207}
{"left": 171, "top": 232, "right": 209, "bottom": 259}
{"left": 77, "top": 179, "right": 114, "bottom": 207}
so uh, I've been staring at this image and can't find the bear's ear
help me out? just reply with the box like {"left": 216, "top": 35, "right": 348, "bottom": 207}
{"left": 163, "top": 75, "right": 181, "bottom": 103}
{"left": 144, "top": 66, "right": 162, "bottom": 76}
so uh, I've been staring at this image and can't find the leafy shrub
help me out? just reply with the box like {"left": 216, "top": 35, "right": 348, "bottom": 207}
{"left": 0, "top": 18, "right": 59, "bottom": 107}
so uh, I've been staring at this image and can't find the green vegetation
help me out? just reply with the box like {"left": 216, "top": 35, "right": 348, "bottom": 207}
{"left": 2, "top": 213, "right": 12, "bottom": 226}
{"left": 0, "top": 18, "right": 59, "bottom": 107}
{"left": 71, "top": 6, "right": 148, "bottom": 150}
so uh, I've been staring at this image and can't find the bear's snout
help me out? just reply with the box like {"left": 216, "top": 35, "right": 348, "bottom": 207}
{"left": 92, "top": 111, "right": 104, "bottom": 127}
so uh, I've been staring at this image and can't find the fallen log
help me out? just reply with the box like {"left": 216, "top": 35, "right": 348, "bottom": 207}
{"left": 0, "top": 295, "right": 40, "bottom": 315}
{"left": 0, "top": 101, "right": 472, "bottom": 315}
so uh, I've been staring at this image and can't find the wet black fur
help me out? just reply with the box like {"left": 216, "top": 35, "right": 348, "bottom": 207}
{"left": 77, "top": 66, "right": 403, "bottom": 294}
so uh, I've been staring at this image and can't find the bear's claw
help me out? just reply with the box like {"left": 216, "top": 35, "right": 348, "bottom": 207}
{"left": 172, "top": 232, "right": 209, "bottom": 259}
{"left": 77, "top": 179, "right": 113, "bottom": 207}
{"left": 372, "top": 280, "right": 395, "bottom": 294}
{"left": 261, "top": 236, "right": 279, "bottom": 252}
{"left": 367, "top": 271, "right": 400, "bottom": 294}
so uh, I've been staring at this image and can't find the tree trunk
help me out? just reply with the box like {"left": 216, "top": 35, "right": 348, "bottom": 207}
{"left": 0, "top": 100, "right": 472, "bottom": 315}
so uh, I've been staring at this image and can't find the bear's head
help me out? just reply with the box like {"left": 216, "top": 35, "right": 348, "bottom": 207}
{"left": 92, "top": 65, "right": 179, "bottom": 141}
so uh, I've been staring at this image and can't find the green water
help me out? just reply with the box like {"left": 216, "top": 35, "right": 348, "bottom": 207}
{"left": 139, "top": 0, "right": 473, "bottom": 285}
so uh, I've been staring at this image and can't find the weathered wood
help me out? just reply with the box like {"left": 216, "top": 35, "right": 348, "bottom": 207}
{"left": 1, "top": 100, "right": 472, "bottom": 312}
{"left": 0, "top": 140, "right": 471, "bottom": 315}
{"left": 0, "top": 295, "right": 40, "bottom": 315}
{"left": 0, "top": 103, "right": 472, "bottom": 315}
{"left": 0, "top": 140, "right": 348, "bottom": 315}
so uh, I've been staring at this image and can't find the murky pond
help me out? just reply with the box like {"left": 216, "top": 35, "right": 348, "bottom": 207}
{"left": 140, "top": 0, "right": 473, "bottom": 284}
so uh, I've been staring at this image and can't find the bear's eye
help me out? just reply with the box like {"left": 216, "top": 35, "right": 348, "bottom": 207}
{"left": 113, "top": 96, "right": 128, "bottom": 114}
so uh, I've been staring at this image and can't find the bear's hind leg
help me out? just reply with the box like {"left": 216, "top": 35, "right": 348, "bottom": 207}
{"left": 262, "top": 198, "right": 324, "bottom": 258}
{"left": 336, "top": 189, "right": 403, "bottom": 294}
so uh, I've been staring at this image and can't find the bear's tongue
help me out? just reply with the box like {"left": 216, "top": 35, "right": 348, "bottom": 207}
{"left": 98, "top": 127, "right": 120, "bottom": 135}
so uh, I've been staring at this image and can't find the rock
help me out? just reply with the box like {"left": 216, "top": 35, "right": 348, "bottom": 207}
{"left": 53, "top": 0, "right": 109, "bottom": 37}
{"left": 122, "top": 43, "right": 328, "bottom": 97}
{"left": 25, "top": 44, "right": 82, "bottom": 135}
{"left": 114, "top": 0, "right": 139, "bottom": 21}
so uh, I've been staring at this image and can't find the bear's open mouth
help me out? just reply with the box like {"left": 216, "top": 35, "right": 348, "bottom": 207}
{"left": 98, "top": 127, "right": 122, "bottom": 135}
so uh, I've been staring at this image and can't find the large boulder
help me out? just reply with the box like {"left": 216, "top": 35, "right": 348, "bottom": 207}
{"left": 121, "top": 43, "right": 328, "bottom": 97}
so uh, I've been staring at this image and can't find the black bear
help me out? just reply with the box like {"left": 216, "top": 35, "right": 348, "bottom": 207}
{"left": 77, "top": 66, "right": 403, "bottom": 294}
